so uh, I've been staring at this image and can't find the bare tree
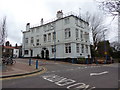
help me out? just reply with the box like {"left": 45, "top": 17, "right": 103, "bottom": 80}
{"left": 0, "top": 16, "right": 7, "bottom": 45}
{"left": 82, "top": 11, "right": 108, "bottom": 50}
{"left": 97, "top": 0, "right": 120, "bottom": 15}
{"left": 96, "top": 0, "right": 120, "bottom": 43}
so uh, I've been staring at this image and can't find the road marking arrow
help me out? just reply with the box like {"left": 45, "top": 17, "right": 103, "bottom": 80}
{"left": 90, "top": 71, "right": 109, "bottom": 76}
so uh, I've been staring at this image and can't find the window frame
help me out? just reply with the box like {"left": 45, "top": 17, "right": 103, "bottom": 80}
{"left": 43, "top": 34, "right": 47, "bottom": 42}
{"left": 48, "top": 33, "right": 51, "bottom": 42}
{"left": 80, "top": 30, "right": 83, "bottom": 41}
{"left": 31, "top": 37, "right": 34, "bottom": 43}
{"left": 36, "top": 39, "right": 39, "bottom": 46}
{"left": 25, "top": 38, "right": 28, "bottom": 43}
{"left": 76, "top": 43, "right": 79, "bottom": 53}
{"left": 81, "top": 44, "right": 84, "bottom": 53}
{"left": 86, "top": 45, "right": 88, "bottom": 53}
{"left": 65, "top": 43, "right": 71, "bottom": 53}
{"left": 76, "top": 28, "right": 79, "bottom": 39}
{"left": 65, "top": 28, "right": 71, "bottom": 39}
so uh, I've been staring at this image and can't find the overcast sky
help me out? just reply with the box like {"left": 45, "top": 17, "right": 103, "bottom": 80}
{"left": 0, "top": 0, "right": 117, "bottom": 46}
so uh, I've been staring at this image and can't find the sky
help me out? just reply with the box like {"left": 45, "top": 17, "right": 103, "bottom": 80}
{"left": 0, "top": 0, "right": 118, "bottom": 46}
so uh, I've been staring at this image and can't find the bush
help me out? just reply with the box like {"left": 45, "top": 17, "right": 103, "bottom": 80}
{"left": 77, "top": 57, "right": 86, "bottom": 64}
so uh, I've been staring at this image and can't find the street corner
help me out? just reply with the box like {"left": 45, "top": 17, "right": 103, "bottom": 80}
{"left": 0, "top": 66, "right": 47, "bottom": 81}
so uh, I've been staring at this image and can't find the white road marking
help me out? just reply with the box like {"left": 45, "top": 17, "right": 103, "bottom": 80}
{"left": 55, "top": 78, "right": 76, "bottom": 86}
{"left": 90, "top": 71, "right": 109, "bottom": 76}
{"left": 42, "top": 74, "right": 95, "bottom": 89}
{"left": 67, "top": 83, "right": 87, "bottom": 89}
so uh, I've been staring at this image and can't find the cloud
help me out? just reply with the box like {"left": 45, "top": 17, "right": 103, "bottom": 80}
{"left": 0, "top": 0, "right": 117, "bottom": 46}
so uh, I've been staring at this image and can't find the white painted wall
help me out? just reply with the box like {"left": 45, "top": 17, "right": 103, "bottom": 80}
{"left": 22, "top": 14, "right": 91, "bottom": 59}
{"left": 13, "top": 49, "right": 19, "bottom": 58}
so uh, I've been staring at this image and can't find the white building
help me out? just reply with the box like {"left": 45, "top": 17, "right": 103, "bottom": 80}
{"left": 22, "top": 11, "right": 91, "bottom": 60}
{"left": 13, "top": 48, "right": 19, "bottom": 58}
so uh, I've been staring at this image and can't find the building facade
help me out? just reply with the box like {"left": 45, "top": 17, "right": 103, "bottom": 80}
{"left": 1, "top": 41, "right": 22, "bottom": 58}
{"left": 22, "top": 11, "right": 91, "bottom": 60}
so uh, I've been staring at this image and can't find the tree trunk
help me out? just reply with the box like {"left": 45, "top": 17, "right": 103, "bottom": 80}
{"left": 118, "top": 12, "right": 120, "bottom": 43}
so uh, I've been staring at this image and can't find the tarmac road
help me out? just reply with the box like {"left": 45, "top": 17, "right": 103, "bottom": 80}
{"left": 2, "top": 59, "right": 119, "bottom": 89}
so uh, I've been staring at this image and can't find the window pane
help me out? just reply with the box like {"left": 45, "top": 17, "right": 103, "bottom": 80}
{"left": 53, "top": 32, "right": 56, "bottom": 40}
{"left": 86, "top": 45, "right": 88, "bottom": 53}
{"left": 25, "top": 38, "right": 28, "bottom": 43}
{"left": 65, "top": 28, "right": 71, "bottom": 39}
{"left": 81, "top": 44, "right": 84, "bottom": 53}
{"left": 48, "top": 33, "right": 51, "bottom": 42}
{"left": 76, "top": 43, "right": 79, "bottom": 53}
{"left": 76, "top": 29, "right": 79, "bottom": 39}
{"left": 44, "top": 34, "right": 47, "bottom": 42}
{"left": 65, "top": 43, "right": 71, "bottom": 53}
{"left": 31, "top": 37, "right": 34, "bottom": 43}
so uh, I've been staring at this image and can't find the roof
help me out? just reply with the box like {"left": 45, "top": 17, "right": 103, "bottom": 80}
{"left": 23, "top": 11, "right": 89, "bottom": 33}
{"left": 3, "top": 46, "right": 15, "bottom": 49}
{"left": 0, "top": 46, "right": 20, "bottom": 49}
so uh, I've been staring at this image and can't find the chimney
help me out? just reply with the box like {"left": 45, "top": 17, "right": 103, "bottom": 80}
{"left": 6, "top": 41, "right": 10, "bottom": 46}
{"left": 56, "top": 10, "right": 63, "bottom": 19}
{"left": 41, "top": 18, "right": 43, "bottom": 25}
{"left": 26, "top": 23, "right": 30, "bottom": 31}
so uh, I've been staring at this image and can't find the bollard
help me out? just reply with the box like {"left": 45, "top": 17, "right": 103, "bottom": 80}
{"left": 96, "top": 60, "right": 98, "bottom": 64}
{"left": 29, "top": 58, "right": 32, "bottom": 66}
{"left": 86, "top": 59, "right": 88, "bottom": 64}
{"left": 36, "top": 60, "right": 38, "bottom": 69}
{"left": 104, "top": 60, "right": 106, "bottom": 64}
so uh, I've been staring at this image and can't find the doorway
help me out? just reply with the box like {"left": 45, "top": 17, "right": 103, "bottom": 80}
{"left": 41, "top": 50, "right": 44, "bottom": 59}
{"left": 30, "top": 50, "right": 33, "bottom": 57}
{"left": 46, "top": 50, "right": 49, "bottom": 59}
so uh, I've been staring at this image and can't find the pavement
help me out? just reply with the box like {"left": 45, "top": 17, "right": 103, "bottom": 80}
{"left": 0, "top": 58, "right": 114, "bottom": 79}
{"left": 0, "top": 59, "right": 44, "bottom": 79}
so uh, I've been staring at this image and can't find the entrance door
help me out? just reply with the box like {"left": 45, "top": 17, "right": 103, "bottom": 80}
{"left": 41, "top": 50, "right": 44, "bottom": 59}
{"left": 46, "top": 50, "right": 49, "bottom": 59}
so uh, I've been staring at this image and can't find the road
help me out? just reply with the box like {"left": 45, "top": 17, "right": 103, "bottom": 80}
{"left": 2, "top": 59, "right": 119, "bottom": 89}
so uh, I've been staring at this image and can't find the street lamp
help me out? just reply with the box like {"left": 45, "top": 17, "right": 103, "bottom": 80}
{"left": 21, "top": 30, "right": 25, "bottom": 58}
{"left": 103, "top": 31, "right": 107, "bottom": 63}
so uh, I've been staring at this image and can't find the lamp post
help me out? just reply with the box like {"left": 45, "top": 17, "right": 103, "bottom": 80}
{"left": 22, "top": 32, "right": 25, "bottom": 58}
{"left": 103, "top": 31, "right": 107, "bottom": 63}
{"left": 118, "top": 11, "right": 120, "bottom": 43}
